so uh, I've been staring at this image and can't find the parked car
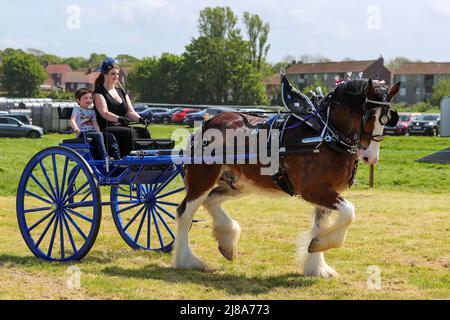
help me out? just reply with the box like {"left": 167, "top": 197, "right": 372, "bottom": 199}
{"left": 0, "top": 117, "right": 43, "bottom": 138}
{"left": 139, "top": 107, "right": 170, "bottom": 122}
{"left": 171, "top": 108, "right": 200, "bottom": 124}
{"left": 384, "top": 112, "right": 421, "bottom": 136}
{"left": 133, "top": 103, "right": 151, "bottom": 113}
{"left": 238, "top": 108, "right": 268, "bottom": 117}
{"left": 152, "top": 108, "right": 182, "bottom": 124}
{"left": 407, "top": 114, "right": 441, "bottom": 136}
{"left": 8, "top": 113, "right": 32, "bottom": 125}
{"left": 184, "top": 107, "right": 237, "bottom": 127}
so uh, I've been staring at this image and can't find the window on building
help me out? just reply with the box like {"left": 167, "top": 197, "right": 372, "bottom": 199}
{"left": 400, "top": 75, "right": 406, "bottom": 82}
{"left": 416, "top": 87, "right": 421, "bottom": 95}
{"left": 324, "top": 74, "right": 328, "bottom": 81}
{"left": 400, "top": 88, "right": 406, "bottom": 96}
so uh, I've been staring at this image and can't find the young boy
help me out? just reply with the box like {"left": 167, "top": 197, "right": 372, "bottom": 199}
{"left": 70, "top": 88, "right": 120, "bottom": 160}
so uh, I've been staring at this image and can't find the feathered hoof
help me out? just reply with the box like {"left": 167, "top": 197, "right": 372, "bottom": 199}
{"left": 174, "top": 253, "right": 208, "bottom": 270}
{"left": 308, "top": 236, "right": 328, "bottom": 253}
{"left": 218, "top": 245, "right": 236, "bottom": 261}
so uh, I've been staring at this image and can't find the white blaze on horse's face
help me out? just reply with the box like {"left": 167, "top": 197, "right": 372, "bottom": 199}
{"left": 360, "top": 109, "right": 384, "bottom": 165}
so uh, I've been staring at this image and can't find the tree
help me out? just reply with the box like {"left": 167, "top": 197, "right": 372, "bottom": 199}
{"left": 303, "top": 80, "right": 330, "bottom": 97}
{"left": 298, "top": 54, "right": 332, "bottom": 63}
{"left": 181, "top": 7, "right": 268, "bottom": 105}
{"left": 386, "top": 57, "right": 413, "bottom": 71}
{"left": 62, "top": 56, "right": 89, "bottom": 69}
{"left": 198, "top": 7, "right": 238, "bottom": 39}
{"left": 243, "top": 12, "right": 270, "bottom": 71}
{"left": 128, "top": 53, "right": 184, "bottom": 103}
{"left": 431, "top": 79, "right": 450, "bottom": 106}
{"left": 2, "top": 50, "right": 47, "bottom": 97}
{"left": 88, "top": 53, "right": 107, "bottom": 69}
{"left": 115, "top": 54, "right": 140, "bottom": 67}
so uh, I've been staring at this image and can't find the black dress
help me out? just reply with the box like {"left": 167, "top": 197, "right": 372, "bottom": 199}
{"left": 94, "top": 86, "right": 149, "bottom": 157}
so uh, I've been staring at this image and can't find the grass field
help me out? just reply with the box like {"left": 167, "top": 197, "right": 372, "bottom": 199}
{"left": 0, "top": 125, "right": 449, "bottom": 299}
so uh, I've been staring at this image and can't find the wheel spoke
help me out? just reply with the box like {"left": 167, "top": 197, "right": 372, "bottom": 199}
{"left": 134, "top": 206, "right": 148, "bottom": 243}
{"left": 151, "top": 207, "right": 165, "bottom": 248}
{"left": 24, "top": 206, "right": 53, "bottom": 214}
{"left": 153, "top": 169, "right": 179, "bottom": 195}
{"left": 35, "top": 214, "right": 57, "bottom": 248}
{"left": 79, "top": 190, "right": 93, "bottom": 203}
{"left": 147, "top": 205, "right": 151, "bottom": 249}
{"left": 30, "top": 174, "right": 55, "bottom": 201}
{"left": 52, "top": 154, "right": 60, "bottom": 199}
{"left": 154, "top": 207, "right": 175, "bottom": 240}
{"left": 61, "top": 166, "right": 81, "bottom": 201}
{"left": 27, "top": 210, "right": 55, "bottom": 232}
{"left": 59, "top": 214, "right": 65, "bottom": 259}
{"left": 123, "top": 204, "right": 146, "bottom": 232}
{"left": 59, "top": 157, "right": 69, "bottom": 200}
{"left": 116, "top": 193, "right": 139, "bottom": 200}
{"left": 39, "top": 160, "right": 57, "bottom": 200}
{"left": 63, "top": 181, "right": 89, "bottom": 204}
{"left": 46, "top": 214, "right": 59, "bottom": 258}
{"left": 156, "top": 200, "right": 179, "bottom": 207}
{"left": 61, "top": 213, "right": 78, "bottom": 254}
{"left": 116, "top": 201, "right": 143, "bottom": 215}
{"left": 155, "top": 204, "right": 176, "bottom": 220}
{"left": 64, "top": 211, "right": 87, "bottom": 240}
{"left": 156, "top": 187, "right": 185, "bottom": 199}
{"left": 65, "top": 208, "right": 93, "bottom": 223}
{"left": 25, "top": 190, "right": 53, "bottom": 205}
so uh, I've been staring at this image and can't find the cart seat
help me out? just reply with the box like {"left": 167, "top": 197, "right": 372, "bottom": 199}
{"left": 132, "top": 139, "right": 175, "bottom": 150}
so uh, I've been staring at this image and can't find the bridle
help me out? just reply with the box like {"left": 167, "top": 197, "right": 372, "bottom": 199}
{"left": 358, "top": 95, "right": 399, "bottom": 150}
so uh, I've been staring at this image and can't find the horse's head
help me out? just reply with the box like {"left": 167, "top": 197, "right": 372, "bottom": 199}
{"left": 358, "top": 80, "right": 401, "bottom": 165}
{"left": 328, "top": 79, "right": 400, "bottom": 164}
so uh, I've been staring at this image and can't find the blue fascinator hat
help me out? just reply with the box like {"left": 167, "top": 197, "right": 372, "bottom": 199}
{"left": 99, "top": 57, "right": 119, "bottom": 73}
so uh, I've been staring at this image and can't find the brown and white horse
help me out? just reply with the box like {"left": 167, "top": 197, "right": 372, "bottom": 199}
{"left": 174, "top": 79, "right": 401, "bottom": 278}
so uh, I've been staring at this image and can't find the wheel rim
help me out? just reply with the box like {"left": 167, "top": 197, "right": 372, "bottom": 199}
{"left": 110, "top": 165, "right": 184, "bottom": 251}
{"left": 17, "top": 147, "right": 101, "bottom": 261}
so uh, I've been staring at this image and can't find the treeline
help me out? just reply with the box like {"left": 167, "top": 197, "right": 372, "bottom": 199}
{"left": 0, "top": 7, "right": 275, "bottom": 105}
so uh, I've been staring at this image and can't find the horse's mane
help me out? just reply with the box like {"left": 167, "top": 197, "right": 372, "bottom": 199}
{"left": 329, "top": 78, "right": 388, "bottom": 112}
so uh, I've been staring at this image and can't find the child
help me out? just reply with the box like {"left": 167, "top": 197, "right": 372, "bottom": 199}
{"left": 70, "top": 88, "right": 120, "bottom": 160}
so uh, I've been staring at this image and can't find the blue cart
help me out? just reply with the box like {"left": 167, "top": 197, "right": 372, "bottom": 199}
{"left": 16, "top": 127, "right": 187, "bottom": 262}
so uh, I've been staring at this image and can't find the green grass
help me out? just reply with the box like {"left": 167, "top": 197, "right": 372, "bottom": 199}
{"left": 0, "top": 125, "right": 449, "bottom": 299}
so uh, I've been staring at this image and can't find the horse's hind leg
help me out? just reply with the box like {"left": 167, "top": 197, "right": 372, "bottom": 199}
{"left": 174, "top": 165, "right": 222, "bottom": 270}
{"left": 203, "top": 180, "right": 243, "bottom": 261}
{"left": 298, "top": 207, "right": 339, "bottom": 278}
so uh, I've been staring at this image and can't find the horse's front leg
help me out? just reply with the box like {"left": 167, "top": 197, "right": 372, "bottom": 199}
{"left": 308, "top": 198, "right": 356, "bottom": 253}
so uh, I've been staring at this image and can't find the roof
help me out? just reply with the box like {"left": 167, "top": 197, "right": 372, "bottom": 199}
{"left": 263, "top": 73, "right": 281, "bottom": 86}
{"left": 286, "top": 60, "right": 378, "bottom": 75}
{"left": 45, "top": 64, "right": 72, "bottom": 74}
{"left": 393, "top": 62, "right": 450, "bottom": 75}
{"left": 62, "top": 71, "right": 91, "bottom": 83}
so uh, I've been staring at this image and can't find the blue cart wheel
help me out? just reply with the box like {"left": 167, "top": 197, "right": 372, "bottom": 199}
{"left": 16, "top": 146, "right": 101, "bottom": 261}
{"left": 110, "top": 165, "right": 185, "bottom": 252}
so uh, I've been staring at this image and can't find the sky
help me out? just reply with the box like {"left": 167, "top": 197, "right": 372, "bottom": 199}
{"left": 0, "top": 0, "right": 449, "bottom": 64}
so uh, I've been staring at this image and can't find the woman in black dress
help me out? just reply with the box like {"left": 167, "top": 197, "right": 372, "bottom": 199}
{"left": 93, "top": 58, "right": 150, "bottom": 158}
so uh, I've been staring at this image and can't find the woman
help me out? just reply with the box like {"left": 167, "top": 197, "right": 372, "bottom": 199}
{"left": 93, "top": 57, "right": 150, "bottom": 158}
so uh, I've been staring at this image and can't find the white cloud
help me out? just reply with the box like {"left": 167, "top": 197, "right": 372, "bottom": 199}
{"left": 0, "top": 37, "right": 47, "bottom": 49}
{"left": 111, "top": 0, "right": 168, "bottom": 24}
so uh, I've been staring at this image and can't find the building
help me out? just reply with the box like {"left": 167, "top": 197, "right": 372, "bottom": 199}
{"left": 392, "top": 62, "right": 450, "bottom": 104}
{"left": 285, "top": 56, "right": 391, "bottom": 91}
{"left": 62, "top": 71, "right": 100, "bottom": 92}
{"left": 45, "top": 64, "right": 72, "bottom": 89}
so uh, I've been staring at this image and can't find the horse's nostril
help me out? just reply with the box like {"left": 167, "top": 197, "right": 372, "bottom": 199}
{"left": 364, "top": 157, "right": 369, "bottom": 162}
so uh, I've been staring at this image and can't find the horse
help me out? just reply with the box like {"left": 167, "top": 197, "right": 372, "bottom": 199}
{"left": 173, "top": 78, "right": 401, "bottom": 278}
